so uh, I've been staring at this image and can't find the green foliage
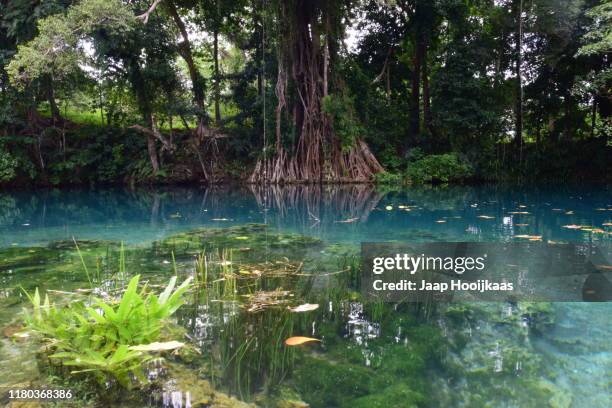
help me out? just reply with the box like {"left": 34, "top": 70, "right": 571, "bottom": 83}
{"left": 322, "top": 93, "right": 365, "bottom": 151}
{"left": 0, "top": 0, "right": 609, "bottom": 184}
{"left": 0, "top": 146, "right": 18, "bottom": 181}
{"left": 406, "top": 153, "right": 474, "bottom": 184}
{"left": 7, "top": 0, "right": 134, "bottom": 87}
{"left": 577, "top": 2, "right": 612, "bottom": 57}
{"left": 374, "top": 171, "right": 404, "bottom": 185}
{"left": 23, "top": 274, "right": 192, "bottom": 388}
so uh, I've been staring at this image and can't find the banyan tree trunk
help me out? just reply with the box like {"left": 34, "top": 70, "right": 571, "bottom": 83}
{"left": 250, "top": 0, "right": 383, "bottom": 184}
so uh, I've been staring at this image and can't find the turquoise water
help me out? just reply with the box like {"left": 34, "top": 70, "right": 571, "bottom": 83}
{"left": 1, "top": 184, "right": 610, "bottom": 246}
{"left": 0, "top": 184, "right": 610, "bottom": 407}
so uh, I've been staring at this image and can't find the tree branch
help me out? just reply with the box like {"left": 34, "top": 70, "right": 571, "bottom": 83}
{"left": 129, "top": 115, "right": 175, "bottom": 152}
{"left": 137, "top": 0, "right": 164, "bottom": 24}
{"left": 372, "top": 48, "right": 393, "bottom": 84}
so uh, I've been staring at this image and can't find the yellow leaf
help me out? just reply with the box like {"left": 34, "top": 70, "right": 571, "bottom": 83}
{"left": 385, "top": 206, "right": 393, "bottom": 211}
{"left": 285, "top": 336, "right": 321, "bottom": 346}
{"left": 514, "top": 235, "right": 542, "bottom": 240}
{"left": 478, "top": 215, "right": 495, "bottom": 219}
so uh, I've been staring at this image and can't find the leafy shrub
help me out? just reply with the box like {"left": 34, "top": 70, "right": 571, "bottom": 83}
{"left": 406, "top": 153, "right": 473, "bottom": 184}
{"left": 374, "top": 171, "right": 404, "bottom": 185}
{"left": 322, "top": 93, "right": 365, "bottom": 151}
{"left": 23, "top": 275, "right": 192, "bottom": 388}
{"left": 377, "top": 146, "right": 404, "bottom": 172}
{"left": 0, "top": 148, "right": 18, "bottom": 182}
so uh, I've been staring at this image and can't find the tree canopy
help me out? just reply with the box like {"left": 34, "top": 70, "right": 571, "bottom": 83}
{"left": 0, "top": 0, "right": 609, "bottom": 186}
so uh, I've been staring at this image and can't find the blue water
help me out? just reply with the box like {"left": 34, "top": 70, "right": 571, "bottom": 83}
{"left": 1, "top": 184, "right": 610, "bottom": 247}
{"left": 0, "top": 184, "right": 610, "bottom": 407}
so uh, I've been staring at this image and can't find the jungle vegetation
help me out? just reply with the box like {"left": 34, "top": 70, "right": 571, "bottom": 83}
{"left": 0, "top": 0, "right": 609, "bottom": 186}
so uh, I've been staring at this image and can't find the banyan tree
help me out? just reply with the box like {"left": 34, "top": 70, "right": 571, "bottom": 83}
{"left": 250, "top": 0, "right": 383, "bottom": 184}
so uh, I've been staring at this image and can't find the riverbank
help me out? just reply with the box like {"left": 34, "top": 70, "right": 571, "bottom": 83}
{"left": 1, "top": 121, "right": 610, "bottom": 189}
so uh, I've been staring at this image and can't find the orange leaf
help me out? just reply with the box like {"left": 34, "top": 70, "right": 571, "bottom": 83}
{"left": 285, "top": 336, "right": 321, "bottom": 346}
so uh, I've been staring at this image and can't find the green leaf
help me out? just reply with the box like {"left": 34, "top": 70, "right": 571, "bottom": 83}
{"left": 158, "top": 275, "right": 177, "bottom": 305}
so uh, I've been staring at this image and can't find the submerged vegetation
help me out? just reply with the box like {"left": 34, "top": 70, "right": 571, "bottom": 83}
{"left": 0, "top": 220, "right": 593, "bottom": 407}
{"left": 23, "top": 274, "right": 192, "bottom": 389}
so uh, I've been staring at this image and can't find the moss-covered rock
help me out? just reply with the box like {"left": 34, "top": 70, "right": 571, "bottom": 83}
{"left": 351, "top": 384, "right": 425, "bottom": 408}
{"left": 293, "top": 355, "right": 371, "bottom": 407}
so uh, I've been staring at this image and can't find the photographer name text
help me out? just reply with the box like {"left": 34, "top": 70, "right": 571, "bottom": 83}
{"left": 372, "top": 279, "right": 513, "bottom": 293}
{"left": 370, "top": 253, "right": 513, "bottom": 293}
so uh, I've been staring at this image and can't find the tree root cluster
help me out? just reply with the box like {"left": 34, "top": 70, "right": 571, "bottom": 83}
{"left": 249, "top": 139, "right": 383, "bottom": 184}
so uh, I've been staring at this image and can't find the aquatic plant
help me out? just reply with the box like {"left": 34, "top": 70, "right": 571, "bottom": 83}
{"left": 23, "top": 274, "right": 192, "bottom": 389}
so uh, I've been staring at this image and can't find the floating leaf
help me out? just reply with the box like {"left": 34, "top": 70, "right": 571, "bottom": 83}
{"left": 335, "top": 217, "right": 359, "bottom": 223}
{"left": 508, "top": 211, "right": 530, "bottom": 215}
{"left": 565, "top": 211, "right": 574, "bottom": 215}
{"left": 211, "top": 218, "right": 229, "bottom": 221}
{"left": 514, "top": 235, "right": 542, "bottom": 241}
{"left": 435, "top": 220, "right": 446, "bottom": 223}
{"left": 515, "top": 223, "right": 529, "bottom": 227}
{"left": 603, "top": 223, "right": 612, "bottom": 226}
{"left": 285, "top": 336, "right": 321, "bottom": 346}
{"left": 235, "top": 236, "right": 250, "bottom": 240}
{"left": 478, "top": 215, "right": 495, "bottom": 219}
{"left": 129, "top": 341, "right": 184, "bottom": 352}
{"left": 289, "top": 303, "right": 319, "bottom": 313}
{"left": 562, "top": 225, "right": 583, "bottom": 229}
{"left": 385, "top": 206, "right": 393, "bottom": 211}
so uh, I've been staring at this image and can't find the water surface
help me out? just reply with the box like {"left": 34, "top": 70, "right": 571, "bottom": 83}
{"left": 0, "top": 184, "right": 610, "bottom": 407}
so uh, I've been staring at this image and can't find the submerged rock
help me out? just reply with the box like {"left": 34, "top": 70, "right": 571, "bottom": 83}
{"left": 159, "top": 361, "right": 256, "bottom": 408}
